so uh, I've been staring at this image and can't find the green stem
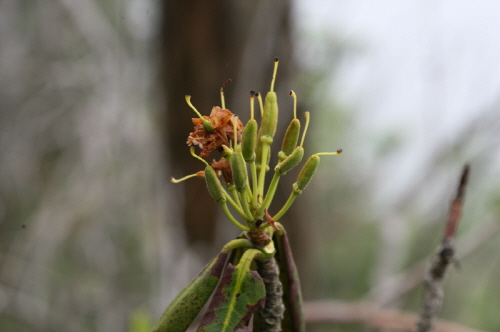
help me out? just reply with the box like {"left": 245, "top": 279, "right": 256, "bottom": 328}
{"left": 272, "top": 191, "right": 299, "bottom": 221}
{"left": 228, "top": 185, "right": 242, "bottom": 209}
{"left": 224, "top": 192, "right": 250, "bottom": 222}
{"left": 238, "top": 191, "right": 254, "bottom": 221}
{"left": 222, "top": 238, "right": 253, "bottom": 253}
{"left": 258, "top": 172, "right": 281, "bottom": 216}
{"left": 238, "top": 248, "right": 264, "bottom": 272}
{"left": 245, "top": 184, "right": 253, "bottom": 205}
{"left": 257, "top": 143, "right": 270, "bottom": 198}
{"left": 220, "top": 202, "right": 250, "bottom": 231}
{"left": 250, "top": 161, "right": 259, "bottom": 205}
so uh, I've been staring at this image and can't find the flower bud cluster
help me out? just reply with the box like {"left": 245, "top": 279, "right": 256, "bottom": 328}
{"left": 171, "top": 59, "right": 342, "bottom": 243}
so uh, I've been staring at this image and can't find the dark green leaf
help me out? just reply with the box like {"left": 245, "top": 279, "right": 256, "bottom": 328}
{"left": 198, "top": 260, "right": 265, "bottom": 332}
{"left": 152, "top": 252, "right": 228, "bottom": 332}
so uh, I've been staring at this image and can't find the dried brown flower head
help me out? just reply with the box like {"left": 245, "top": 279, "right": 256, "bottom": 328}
{"left": 187, "top": 106, "right": 244, "bottom": 157}
{"left": 211, "top": 157, "right": 233, "bottom": 184}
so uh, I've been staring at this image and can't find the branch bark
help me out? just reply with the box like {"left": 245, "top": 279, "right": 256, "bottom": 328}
{"left": 257, "top": 257, "right": 285, "bottom": 332}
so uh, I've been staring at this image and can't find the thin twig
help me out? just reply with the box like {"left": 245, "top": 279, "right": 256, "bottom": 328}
{"left": 415, "top": 165, "right": 469, "bottom": 332}
{"left": 304, "top": 300, "right": 486, "bottom": 332}
{"left": 366, "top": 217, "right": 500, "bottom": 306}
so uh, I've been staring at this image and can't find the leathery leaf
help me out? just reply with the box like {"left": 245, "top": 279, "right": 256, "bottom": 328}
{"left": 152, "top": 252, "right": 228, "bottom": 332}
{"left": 198, "top": 249, "right": 265, "bottom": 332}
{"left": 273, "top": 229, "right": 305, "bottom": 332}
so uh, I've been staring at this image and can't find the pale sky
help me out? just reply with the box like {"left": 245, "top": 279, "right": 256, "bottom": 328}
{"left": 294, "top": 1, "right": 500, "bottom": 211}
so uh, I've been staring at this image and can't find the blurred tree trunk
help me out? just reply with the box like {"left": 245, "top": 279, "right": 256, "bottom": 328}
{"left": 159, "top": 1, "right": 296, "bottom": 250}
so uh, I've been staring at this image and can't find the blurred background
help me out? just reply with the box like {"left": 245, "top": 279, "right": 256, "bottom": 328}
{"left": 1, "top": 1, "right": 500, "bottom": 331}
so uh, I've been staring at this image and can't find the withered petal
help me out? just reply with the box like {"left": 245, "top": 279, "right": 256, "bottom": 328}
{"left": 187, "top": 107, "right": 243, "bottom": 158}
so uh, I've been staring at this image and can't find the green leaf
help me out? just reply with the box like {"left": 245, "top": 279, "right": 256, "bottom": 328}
{"left": 152, "top": 252, "right": 228, "bottom": 332}
{"left": 274, "top": 230, "right": 305, "bottom": 332}
{"left": 198, "top": 249, "right": 265, "bottom": 332}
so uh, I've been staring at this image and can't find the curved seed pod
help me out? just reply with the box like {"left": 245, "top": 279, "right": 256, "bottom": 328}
{"left": 281, "top": 119, "right": 301, "bottom": 159}
{"left": 230, "top": 150, "right": 248, "bottom": 193}
{"left": 260, "top": 91, "right": 278, "bottom": 140}
{"left": 205, "top": 165, "right": 227, "bottom": 204}
{"left": 295, "top": 154, "right": 320, "bottom": 191}
{"left": 152, "top": 252, "right": 229, "bottom": 332}
{"left": 255, "top": 91, "right": 277, "bottom": 165}
{"left": 241, "top": 119, "right": 258, "bottom": 162}
{"left": 275, "top": 146, "right": 304, "bottom": 175}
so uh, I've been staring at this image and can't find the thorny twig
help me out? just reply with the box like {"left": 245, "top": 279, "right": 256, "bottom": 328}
{"left": 415, "top": 165, "right": 470, "bottom": 332}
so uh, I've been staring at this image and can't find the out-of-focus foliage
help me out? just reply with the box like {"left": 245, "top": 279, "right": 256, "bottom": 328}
{"left": 0, "top": 1, "right": 187, "bottom": 331}
{"left": 293, "top": 19, "right": 500, "bottom": 332}
{"left": 2, "top": 1, "right": 500, "bottom": 332}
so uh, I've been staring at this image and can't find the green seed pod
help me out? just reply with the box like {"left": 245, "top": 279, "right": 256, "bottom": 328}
{"left": 204, "top": 166, "right": 226, "bottom": 204}
{"left": 292, "top": 183, "right": 302, "bottom": 196}
{"left": 230, "top": 150, "right": 248, "bottom": 192}
{"left": 275, "top": 146, "right": 304, "bottom": 175}
{"left": 281, "top": 119, "right": 301, "bottom": 159}
{"left": 202, "top": 119, "right": 214, "bottom": 133}
{"left": 255, "top": 138, "right": 263, "bottom": 165}
{"left": 296, "top": 154, "right": 320, "bottom": 191}
{"left": 241, "top": 119, "right": 258, "bottom": 162}
{"left": 260, "top": 91, "right": 278, "bottom": 139}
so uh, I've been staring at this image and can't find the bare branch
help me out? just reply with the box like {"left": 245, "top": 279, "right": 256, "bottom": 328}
{"left": 366, "top": 218, "right": 500, "bottom": 306}
{"left": 304, "top": 300, "right": 486, "bottom": 332}
{"left": 416, "top": 165, "right": 469, "bottom": 332}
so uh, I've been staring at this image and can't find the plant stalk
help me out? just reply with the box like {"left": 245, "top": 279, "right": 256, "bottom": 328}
{"left": 257, "top": 257, "right": 285, "bottom": 332}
